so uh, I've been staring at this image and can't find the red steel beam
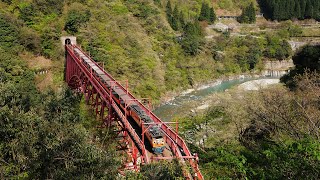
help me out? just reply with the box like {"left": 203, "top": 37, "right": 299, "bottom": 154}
{"left": 65, "top": 44, "right": 203, "bottom": 179}
{"left": 65, "top": 45, "right": 150, "bottom": 164}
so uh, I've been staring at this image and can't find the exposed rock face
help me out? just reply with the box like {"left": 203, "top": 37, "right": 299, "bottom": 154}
{"left": 262, "top": 70, "right": 290, "bottom": 77}
{"left": 264, "top": 59, "right": 294, "bottom": 70}
{"left": 263, "top": 59, "right": 294, "bottom": 77}
{"left": 288, "top": 41, "right": 308, "bottom": 51}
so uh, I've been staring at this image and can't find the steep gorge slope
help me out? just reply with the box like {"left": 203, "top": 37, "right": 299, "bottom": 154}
{"left": 1, "top": 0, "right": 220, "bottom": 101}
{"left": 77, "top": 0, "right": 215, "bottom": 100}
{"left": 1, "top": 0, "right": 257, "bottom": 102}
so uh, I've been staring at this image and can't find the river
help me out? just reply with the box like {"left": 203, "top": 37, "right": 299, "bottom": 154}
{"left": 153, "top": 77, "right": 279, "bottom": 121}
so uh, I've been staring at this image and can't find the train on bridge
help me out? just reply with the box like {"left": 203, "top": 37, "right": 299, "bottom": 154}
{"left": 73, "top": 47, "right": 166, "bottom": 154}
{"left": 64, "top": 38, "right": 203, "bottom": 179}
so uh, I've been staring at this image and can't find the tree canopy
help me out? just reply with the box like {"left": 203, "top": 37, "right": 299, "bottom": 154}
{"left": 281, "top": 44, "right": 320, "bottom": 88}
{"left": 199, "top": 2, "right": 216, "bottom": 24}
{"left": 259, "top": 0, "right": 320, "bottom": 21}
{"left": 238, "top": 2, "right": 256, "bottom": 23}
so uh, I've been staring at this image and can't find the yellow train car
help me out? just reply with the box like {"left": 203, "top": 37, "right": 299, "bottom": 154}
{"left": 129, "top": 104, "right": 165, "bottom": 154}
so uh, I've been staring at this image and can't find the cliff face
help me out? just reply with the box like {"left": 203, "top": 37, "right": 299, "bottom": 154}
{"left": 262, "top": 60, "right": 295, "bottom": 77}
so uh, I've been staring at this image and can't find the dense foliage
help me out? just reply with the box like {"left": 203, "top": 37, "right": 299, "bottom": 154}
{"left": 179, "top": 45, "right": 320, "bottom": 179}
{"left": 181, "top": 21, "right": 204, "bottom": 56}
{"left": 281, "top": 45, "right": 320, "bottom": 88}
{"left": 133, "top": 160, "right": 184, "bottom": 179}
{"left": 259, "top": 0, "right": 320, "bottom": 21}
{"left": 199, "top": 2, "right": 216, "bottom": 24}
{"left": 2, "top": 0, "right": 318, "bottom": 178}
{"left": 212, "top": 32, "right": 292, "bottom": 72}
{"left": 165, "top": 1, "right": 185, "bottom": 31}
{"left": 0, "top": 12, "right": 40, "bottom": 55}
{"left": 0, "top": 1, "right": 196, "bottom": 178}
{"left": 0, "top": 47, "right": 120, "bottom": 178}
{"left": 238, "top": 2, "right": 256, "bottom": 23}
{"left": 1, "top": 0, "right": 296, "bottom": 103}
{"left": 216, "top": 0, "right": 257, "bottom": 11}
{"left": 64, "top": 4, "right": 91, "bottom": 34}
{"left": 165, "top": 1, "right": 216, "bottom": 55}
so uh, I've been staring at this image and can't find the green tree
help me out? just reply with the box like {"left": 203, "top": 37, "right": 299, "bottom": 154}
{"left": 199, "top": 2, "right": 210, "bottom": 21}
{"left": 166, "top": 0, "right": 173, "bottom": 26}
{"left": 179, "top": 11, "right": 185, "bottom": 28}
{"left": 0, "top": 13, "right": 22, "bottom": 53}
{"left": 238, "top": 3, "right": 256, "bottom": 23}
{"left": 260, "top": 0, "right": 320, "bottom": 21}
{"left": 18, "top": 3, "right": 36, "bottom": 25}
{"left": 64, "top": 8, "right": 91, "bottom": 34}
{"left": 33, "top": 0, "right": 64, "bottom": 15}
{"left": 305, "top": 0, "right": 314, "bottom": 18}
{"left": 281, "top": 45, "right": 320, "bottom": 88}
{"left": 171, "top": 5, "right": 180, "bottom": 30}
{"left": 209, "top": 7, "right": 216, "bottom": 23}
{"left": 264, "top": 35, "right": 292, "bottom": 60}
{"left": 295, "top": 1, "right": 302, "bottom": 19}
{"left": 181, "top": 22, "right": 203, "bottom": 55}
{"left": 288, "top": 24, "right": 303, "bottom": 37}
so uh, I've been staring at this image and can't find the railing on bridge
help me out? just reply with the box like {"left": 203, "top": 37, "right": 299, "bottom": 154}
{"left": 64, "top": 38, "right": 203, "bottom": 179}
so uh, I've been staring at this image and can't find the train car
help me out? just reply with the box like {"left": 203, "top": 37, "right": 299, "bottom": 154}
{"left": 129, "top": 104, "right": 165, "bottom": 154}
{"left": 73, "top": 47, "right": 165, "bottom": 154}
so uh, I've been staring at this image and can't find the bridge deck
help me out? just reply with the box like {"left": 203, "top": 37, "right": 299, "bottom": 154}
{"left": 65, "top": 44, "right": 203, "bottom": 179}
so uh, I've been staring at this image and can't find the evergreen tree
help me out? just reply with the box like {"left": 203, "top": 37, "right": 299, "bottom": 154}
{"left": 294, "top": 1, "right": 302, "bottom": 19}
{"left": 199, "top": 2, "right": 210, "bottom": 21}
{"left": 305, "top": 0, "right": 313, "bottom": 18}
{"left": 166, "top": 0, "right": 172, "bottom": 16}
{"left": 248, "top": 3, "right": 256, "bottom": 23}
{"left": 166, "top": 0, "right": 173, "bottom": 26}
{"left": 300, "top": 0, "right": 307, "bottom": 18}
{"left": 273, "top": 1, "right": 280, "bottom": 20}
{"left": 179, "top": 11, "right": 185, "bottom": 28}
{"left": 181, "top": 22, "right": 203, "bottom": 55}
{"left": 171, "top": 5, "right": 180, "bottom": 30}
{"left": 209, "top": 7, "right": 216, "bottom": 23}
{"left": 260, "top": 0, "right": 320, "bottom": 21}
{"left": 238, "top": 3, "right": 256, "bottom": 23}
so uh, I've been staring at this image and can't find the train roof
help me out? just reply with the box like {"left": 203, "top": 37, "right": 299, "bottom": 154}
{"left": 82, "top": 57, "right": 91, "bottom": 62}
{"left": 74, "top": 48, "right": 81, "bottom": 53}
{"left": 100, "top": 75, "right": 110, "bottom": 81}
{"left": 149, "top": 126, "right": 163, "bottom": 138}
{"left": 130, "top": 104, "right": 143, "bottom": 114}
{"left": 74, "top": 47, "right": 164, "bottom": 139}
{"left": 129, "top": 105, "right": 163, "bottom": 138}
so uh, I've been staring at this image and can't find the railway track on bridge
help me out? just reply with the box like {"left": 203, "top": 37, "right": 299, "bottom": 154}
{"left": 64, "top": 39, "right": 203, "bottom": 179}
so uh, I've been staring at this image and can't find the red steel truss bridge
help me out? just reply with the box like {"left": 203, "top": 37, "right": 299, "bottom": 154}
{"left": 64, "top": 39, "right": 203, "bottom": 179}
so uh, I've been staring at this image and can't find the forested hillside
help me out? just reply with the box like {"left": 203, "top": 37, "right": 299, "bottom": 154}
{"left": 0, "top": 0, "right": 215, "bottom": 101}
{"left": 0, "top": 25, "right": 120, "bottom": 178}
{"left": 1, "top": 0, "right": 316, "bottom": 102}
{"left": 180, "top": 45, "right": 320, "bottom": 179}
{"left": 259, "top": 0, "right": 320, "bottom": 21}
{"left": 1, "top": 0, "right": 320, "bottom": 179}
{"left": 0, "top": 0, "right": 195, "bottom": 178}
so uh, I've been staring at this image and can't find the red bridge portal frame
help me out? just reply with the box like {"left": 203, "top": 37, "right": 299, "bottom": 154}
{"left": 64, "top": 39, "right": 203, "bottom": 179}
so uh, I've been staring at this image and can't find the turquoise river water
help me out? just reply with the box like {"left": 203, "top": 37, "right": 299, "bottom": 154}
{"left": 153, "top": 77, "right": 272, "bottom": 121}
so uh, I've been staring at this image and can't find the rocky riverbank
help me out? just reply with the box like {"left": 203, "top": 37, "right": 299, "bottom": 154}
{"left": 158, "top": 73, "right": 270, "bottom": 106}
{"left": 238, "top": 79, "right": 280, "bottom": 91}
{"left": 159, "top": 59, "right": 294, "bottom": 106}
